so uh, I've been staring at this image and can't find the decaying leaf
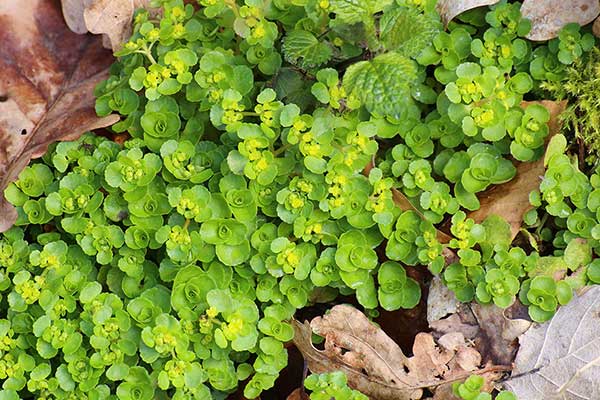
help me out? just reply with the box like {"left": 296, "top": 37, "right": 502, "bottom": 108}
{"left": 0, "top": 0, "right": 119, "bottom": 232}
{"left": 286, "top": 388, "right": 309, "bottom": 400}
{"left": 429, "top": 285, "right": 531, "bottom": 367}
{"left": 84, "top": 0, "right": 152, "bottom": 51}
{"left": 61, "top": 0, "right": 152, "bottom": 51}
{"left": 504, "top": 286, "right": 600, "bottom": 399}
{"left": 467, "top": 101, "right": 566, "bottom": 241}
{"left": 593, "top": 15, "right": 600, "bottom": 37}
{"left": 293, "top": 304, "right": 507, "bottom": 400}
{"left": 436, "top": 0, "right": 500, "bottom": 27}
{"left": 61, "top": 0, "right": 92, "bottom": 33}
{"left": 521, "top": 0, "right": 600, "bottom": 41}
{"left": 427, "top": 276, "right": 460, "bottom": 325}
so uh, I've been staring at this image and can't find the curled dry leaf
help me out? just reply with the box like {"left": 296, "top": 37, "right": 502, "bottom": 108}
{"left": 293, "top": 304, "right": 508, "bottom": 400}
{"left": 467, "top": 101, "right": 566, "bottom": 241}
{"left": 0, "top": 0, "right": 119, "bottom": 232}
{"left": 61, "top": 0, "right": 152, "bottom": 51}
{"left": 504, "top": 286, "right": 600, "bottom": 399}
{"left": 436, "top": 0, "right": 500, "bottom": 27}
{"left": 521, "top": 0, "right": 600, "bottom": 41}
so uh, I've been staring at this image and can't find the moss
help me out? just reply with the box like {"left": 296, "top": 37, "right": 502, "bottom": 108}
{"left": 542, "top": 47, "right": 600, "bottom": 166}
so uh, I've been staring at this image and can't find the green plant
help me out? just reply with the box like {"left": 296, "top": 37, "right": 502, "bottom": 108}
{"left": 304, "top": 371, "right": 368, "bottom": 400}
{"left": 1, "top": 0, "right": 599, "bottom": 399}
{"left": 453, "top": 374, "right": 517, "bottom": 400}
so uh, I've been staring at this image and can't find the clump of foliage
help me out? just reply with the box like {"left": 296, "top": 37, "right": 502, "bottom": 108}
{"left": 453, "top": 375, "right": 516, "bottom": 400}
{"left": 1, "top": 0, "right": 599, "bottom": 399}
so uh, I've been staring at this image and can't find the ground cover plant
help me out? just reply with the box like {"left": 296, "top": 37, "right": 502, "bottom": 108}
{"left": 1, "top": 0, "right": 600, "bottom": 398}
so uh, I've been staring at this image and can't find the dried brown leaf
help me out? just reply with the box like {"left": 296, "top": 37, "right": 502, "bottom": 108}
{"left": 61, "top": 0, "right": 152, "bottom": 51}
{"left": 61, "top": 0, "right": 93, "bottom": 34}
{"left": 594, "top": 15, "right": 600, "bottom": 37}
{"left": 427, "top": 276, "right": 459, "bottom": 325}
{"left": 467, "top": 101, "right": 566, "bottom": 241}
{"left": 84, "top": 0, "right": 152, "bottom": 51}
{"left": 504, "top": 286, "right": 600, "bottom": 399}
{"left": 286, "top": 388, "right": 309, "bottom": 400}
{"left": 521, "top": 0, "right": 600, "bottom": 41}
{"left": 0, "top": 0, "right": 119, "bottom": 232}
{"left": 436, "top": 0, "right": 500, "bottom": 27}
{"left": 430, "top": 301, "right": 531, "bottom": 366}
{"left": 293, "top": 305, "right": 508, "bottom": 400}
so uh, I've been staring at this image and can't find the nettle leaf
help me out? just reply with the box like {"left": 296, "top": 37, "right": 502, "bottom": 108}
{"left": 343, "top": 52, "right": 420, "bottom": 119}
{"left": 282, "top": 30, "right": 333, "bottom": 70}
{"left": 380, "top": 6, "right": 442, "bottom": 58}
{"left": 330, "top": 0, "right": 392, "bottom": 24}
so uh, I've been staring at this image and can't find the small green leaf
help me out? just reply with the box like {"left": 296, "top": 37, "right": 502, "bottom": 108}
{"left": 545, "top": 134, "right": 567, "bottom": 167}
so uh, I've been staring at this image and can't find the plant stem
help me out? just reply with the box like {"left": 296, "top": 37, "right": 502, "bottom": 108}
{"left": 273, "top": 144, "right": 292, "bottom": 156}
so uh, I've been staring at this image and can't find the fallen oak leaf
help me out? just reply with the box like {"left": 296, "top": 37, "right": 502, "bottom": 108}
{"left": 467, "top": 101, "right": 566, "bottom": 241}
{"left": 293, "top": 304, "right": 510, "bottom": 400}
{"left": 0, "top": 0, "right": 119, "bottom": 232}
{"left": 504, "top": 286, "right": 600, "bottom": 399}
{"left": 521, "top": 0, "right": 600, "bottom": 41}
{"left": 436, "top": 0, "right": 500, "bottom": 28}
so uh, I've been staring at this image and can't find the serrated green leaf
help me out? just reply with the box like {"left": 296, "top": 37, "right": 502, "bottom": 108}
{"left": 282, "top": 30, "right": 333, "bottom": 70}
{"left": 343, "top": 52, "right": 420, "bottom": 118}
{"left": 330, "top": 0, "right": 392, "bottom": 24}
{"left": 380, "top": 6, "right": 442, "bottom": 57}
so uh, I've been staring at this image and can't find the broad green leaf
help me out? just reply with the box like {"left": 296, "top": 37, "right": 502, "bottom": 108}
{"left": 282, "top": 30, "right": 333, "bottom": 70}
{"left": 343, "top": 52, "right": 420, "bottom": 118}
{"left": 329, "top": 0, "right": 392, "bottom": 24}
{"left": 380, "top": 6, "right": 442, "bottom": 57}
